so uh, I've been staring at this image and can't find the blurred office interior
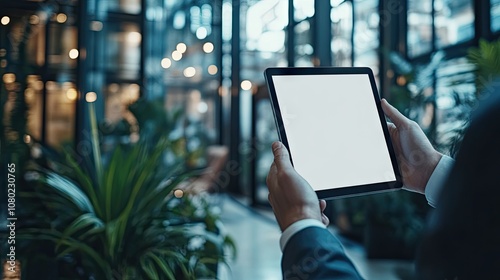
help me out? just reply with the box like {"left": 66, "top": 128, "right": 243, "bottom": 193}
{"left": 1, "top": 0, "right": 499, "bottom": 279}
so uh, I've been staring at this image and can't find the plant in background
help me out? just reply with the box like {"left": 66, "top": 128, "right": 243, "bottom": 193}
{"left": 17, "top": 103, "right": 234, "bottom": 279}
{"left": 468, "top": 39, "right": 500, "bottom": 97}
{"left": 387, "top": 50, "right": 445, "bottom": 133}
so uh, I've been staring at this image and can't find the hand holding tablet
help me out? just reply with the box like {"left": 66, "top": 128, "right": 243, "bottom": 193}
{"left": 264, "top": 67, "right": 403, "bottom": 199}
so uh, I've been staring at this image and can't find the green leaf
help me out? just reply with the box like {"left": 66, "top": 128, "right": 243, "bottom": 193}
{"left": 146, "top": 252, "right": 176, "bottom": 280}
{"left": 43, "top": 172, "right": 95, "bottom": 213}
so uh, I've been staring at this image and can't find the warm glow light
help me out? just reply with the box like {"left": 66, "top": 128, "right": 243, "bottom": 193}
{"left": 241, "top": 80, "right": 252, "bottom": 90}
{"left": 172, "top": 50, "right": 182, "bottom": 61}
{"left": 25, "top": 88, "right": 34, "bottom": 99}
{"left": 56, "top": 13, "right": 67, "bottom": 23}
{"left": 46, "top": 81, "right": 57, "bottom": 90}
{"left": 1, "top": 16, "right": 10, "bottom": 26}
{"left": 176, "top": 42, "right": 187, "bottom": 53}
{"left": 66, "top": 88, "right": 77, "bottom": 101}
{"left": 3, "top": 73, "right": 15, "bottom": 84}
{"left": 174, "top": 189, "right": 184, "bottom": 198}
{"left": 29, "top": 15, "right": 40, "bottom": 25}
{"left": 127, "top": 32, "right": 142, "bottom": 45}
{"left": 85, "top": 92, "right": 97, "bottom": 103}
{"left": 208, "top": 65, "right": 218, "bottom": 75}
{"left": 161, "top": 58, "right": 172, "bottom": 69}
{"left": 196, "top": 27, "right": 208, "bottom": 39}
{"left": 203, "top": 42, "right": 214, "bottom": 53}
{"left": 90, "top": 21, "right": 103, "bottom": 31}
{"left": 397, "top": 76, "right": 407, "bottom": 86}
{"left": 33, "top": 81, "right": 43, "bottom": 90}
{"left": 69, "top": 49, "right": 79, "bottom": 59}
{"left": 183, "top": 67, "right": 196, "bottom": 78}
{"left": 24, "top": 134, "right": 31, "bottom": 144}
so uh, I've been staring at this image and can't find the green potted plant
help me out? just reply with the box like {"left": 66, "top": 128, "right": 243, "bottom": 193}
{"left": 15, "top": 101, "right": 235, "bottom": 279}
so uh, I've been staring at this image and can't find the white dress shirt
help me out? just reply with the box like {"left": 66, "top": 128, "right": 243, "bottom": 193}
{"left": 279, "top": 155, "right": 455, "bottom": 251}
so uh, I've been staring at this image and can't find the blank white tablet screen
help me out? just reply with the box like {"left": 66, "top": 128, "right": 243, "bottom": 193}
{"left": 271, "top": 74, "right": 396, "bottom": 191}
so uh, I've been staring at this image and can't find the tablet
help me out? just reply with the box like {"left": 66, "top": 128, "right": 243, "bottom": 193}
{"left": 264, "top": 67, "right": 402, "bottom": 199}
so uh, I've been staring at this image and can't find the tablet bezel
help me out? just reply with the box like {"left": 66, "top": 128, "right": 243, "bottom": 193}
{"left": 264, "top": 67, "right": 403, "bottom": 199}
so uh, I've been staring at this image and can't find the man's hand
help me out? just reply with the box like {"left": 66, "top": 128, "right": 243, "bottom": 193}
{"left": 267, "top": 141, "right": 329, "bottom": 231}
{"left": 381, "top": 99, "right": 443, "bottom": 194}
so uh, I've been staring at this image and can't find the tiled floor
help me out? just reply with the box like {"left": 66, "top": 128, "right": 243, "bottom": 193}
{"left": 218, "top": 194, "right": 415, "bottom": 280}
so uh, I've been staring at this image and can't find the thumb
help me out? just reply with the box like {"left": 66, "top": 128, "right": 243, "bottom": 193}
{"left": 272, "top": 141, "right": 293, "bottom": 170}
{"left": 381, "top": 99, "right": 410, "bottom": 128}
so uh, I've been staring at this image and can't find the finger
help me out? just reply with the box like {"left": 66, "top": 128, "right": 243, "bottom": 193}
{"left": 386, "top": 122, "right": 398, "bottom": 140}
{"left": 386, "top": 122, "right": 396, "bottom": 132}
{"left": 319, "top": 199, "right": 327, "bottom": 212}
{"left": 321, "top": 213, "right": 330, "bottom": 226}
{"left": 271, "top": 141, "right": 292, "bottom": 171}
{"left": 266, "top": 162, "right": 277, "bottom": 189}
{"left": 381, "top": 99, "right": 409, "bottom": 128}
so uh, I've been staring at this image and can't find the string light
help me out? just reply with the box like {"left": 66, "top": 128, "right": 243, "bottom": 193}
{"left": 183, "top": 67, "right": 196, "bottom": 78}
{"left": 208, "top": 65, "right": 218, "bottom": 75}
{"left": 66, "top": 88, "right": 77, "bottom": 101}
{"left": 176, "top": 43, "right": 187, "bottom": 53}
{"left": 1, "top": 16, "right": 10, "bottom": 25}
{"left": 56, "top": 13, "right": 67, "bottom": 23}
{"left": 241, "top": 80, "right": 252, "bottom": 90}
{"left": 172, "top": 50, "right": 182, "bottom": 61}
{"left": 69, "top": 49, "right": 79, "bottom": 59}
{"left": 85, "top": 92, "right": 97, "bottom": 103}
{"left": 203, "top": 42, "right": 214, "bottom": 53}
{"left": 174, "top": 189, "right": 184, "bottom": 198}
{"left": 161, "top": 58, "right": 172, "bottom": 69}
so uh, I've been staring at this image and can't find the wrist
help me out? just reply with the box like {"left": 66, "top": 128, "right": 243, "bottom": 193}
{"left": 280, "top": 207, "right": 322, "bottom": 231}
{"left": 421, "top": 151, "right": 443, "bottom": 193}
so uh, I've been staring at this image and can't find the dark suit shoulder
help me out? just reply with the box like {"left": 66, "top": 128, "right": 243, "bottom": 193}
{"left": 282, "top": 227, "right": 363, "bottom": 280}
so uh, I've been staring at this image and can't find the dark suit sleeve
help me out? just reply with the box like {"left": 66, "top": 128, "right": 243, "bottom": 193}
{"left": 282, "top": 227, "right": 364, "bottom": 280}
{"left": 416, "top": 91, "right": 500, "bottom": 279}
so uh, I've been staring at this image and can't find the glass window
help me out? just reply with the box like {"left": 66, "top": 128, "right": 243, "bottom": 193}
{"left": 242, "top": 0, "right": 288, "bottom": 202}
{"left": 48, "top": 24, "right": 79, "bottom": 69}
{"left": 25, "top": 75, "right": 44, "bottom": 141}
{"left": 106, "top": 0, "right": 141, "bottom": 14}
{"left": 295, "top": 20, "right": 314, "bottom": 66}
{"left": 407, "top": 0, "right": 432, "bottom": 57}
{"left": 434, "top": 0, "right": 474, "bottom": 48}
{"left": 294, "top": 0, "right": 315, "bottom": 22}
{"left": 492, "top": 0, "right": 500, "bottom": 32}
{"left": 331, "top": 0, "right": 353, "bottom": 66}
{"left": 45, "top": 81, "right": 77, "bottom": 147}
{"left": 353, "top": 0, "right": 379, "bottom": 82}
{"left": 435, "top": 57, "right": 475, "bottom": 152}
{"left": 105, "top": 22, "right": 141, "bottom": 80}
{"left": 294, "top": 0, "right": 314, "bottom": 66}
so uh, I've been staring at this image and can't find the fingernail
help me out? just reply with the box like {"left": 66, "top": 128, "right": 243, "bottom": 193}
{"left": 272, "top": 141, "right": 281, "bottom": 150}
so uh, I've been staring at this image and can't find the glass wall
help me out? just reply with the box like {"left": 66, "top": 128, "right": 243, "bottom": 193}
{"left": 241, "top": 0, "right": 289, "bottom": 201}
{"left": 331, "top": 0, "right": 353, "bottom": 66}
{"left": 294, "top": 0, "right": 315, "bottom": 66}
{"left": 405, "top": 0, "right": 480, "bottom": 152}
{"left": 492, "top": 0, "right": 500, "bottom": 32}
{"left": 353, "top": 0, "right": 379, "bottom": 82}
{"left": 407, "top": 0, "right": 432, "bottom": 58}
{"left": 434, "top": 0, "right": 474, "bottom": 48}
{"left": 1, "top": 2, "right": 78, "bottom": 147}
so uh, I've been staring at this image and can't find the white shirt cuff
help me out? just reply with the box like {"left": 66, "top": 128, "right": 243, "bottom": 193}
{"left": 425, "top": 155, "right": 455, "bottom": 208}
{"left": 280, "top": 219, "right": 326, "bottom": 252}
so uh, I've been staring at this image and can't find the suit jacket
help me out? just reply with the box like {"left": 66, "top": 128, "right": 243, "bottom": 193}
{"left": 282, "top": 92, "right": 500, "bottom": 279}
{"left": 282, "top": 226, "right": 363, "bottom": 279}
